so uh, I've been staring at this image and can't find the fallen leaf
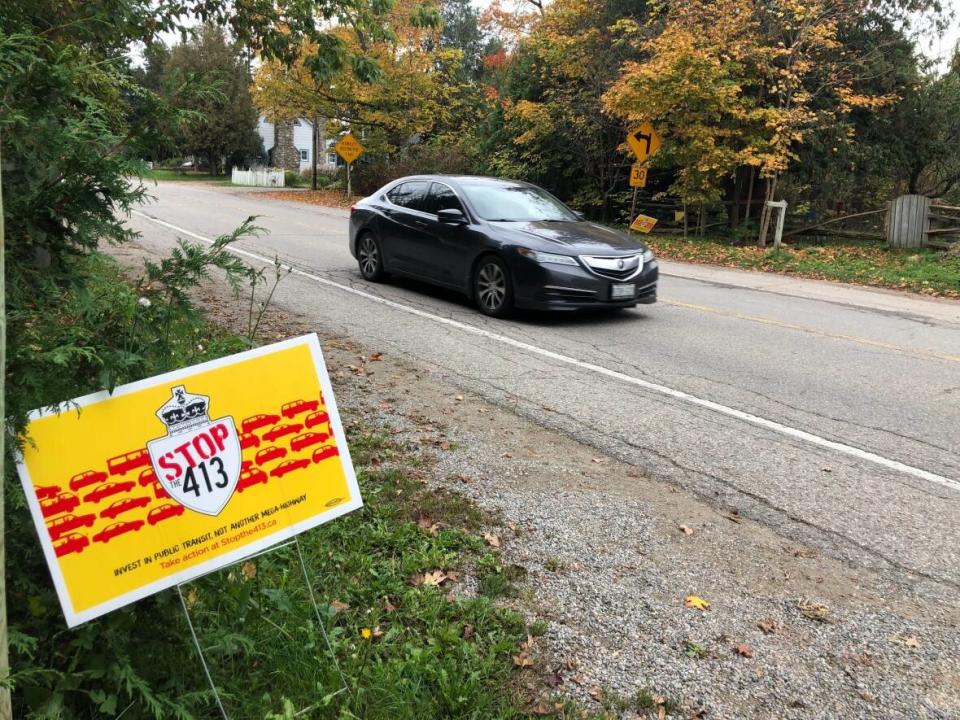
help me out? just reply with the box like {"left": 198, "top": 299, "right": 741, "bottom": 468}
{"left": 734, "top": 643, "right": 754, "bottom": 658}
{"left": 757, "top": 619, "right": 778, "bottom": 634}
{"left": 512, "top": 650, "right": 535, "bottom": 668}
{"left": 330, "top": 599, "right": 349, "bottom": 613}
{"left": 792, "top": 548, "right": 817, "bottom": 559}
{"left": 563, "top": 656, "right": 577, "bottom": 671}
{"left": 463, "top": 624, "right": 475, "bottom": 640}
{"left": 186, "top": 589, "right": 198, "bottom": 609}
{"left": 679, "top": 524, "right": 694, "bottom": 535}
{"left": 455, "top": 395, "right": 464, "bottom": 401}
{"left": 369, "top": 352, "right": 383, "bottom": 361}
{"left": 502, "top": 452, "right": 513, "bottom": 459}
{"left": 414, "top": 570, "right": 448, "bottom": 587}
{"left": 684, "top": 595, "right": 711, "bottom": 611}
{"left": 588, "top": 686, "right": 603, "bottom": 701}
{"left": 591, "top": 457, "right": 607, "bottom": 464}
{"left": 383, "top": 600, "right": 397, "bottom": 612}
{"left": 658, "top": 707, "right": 666, "bottom": 720}
{"left": 543, "top": 671, "right": 563, "bottom": 688}
{"left": 798, "top": 599, "right": 831, "bottom": 622}
{"left": 483, "top": 532, "right": 501, "bottom": 548}
{"left": 895, "top": 635, "right": 921, "bottom": 649}
{"left": 721, "top": 511, "right": 743, "bottom": 524}
{"left": 241, "top": 561, "right": 257, "bottom": 580}
{"left": 530, "top": 704, "right": 552, "bottom": 716}
{"left": 821, "top": 466, "right": 832, "bottom": 472}
{"left": 372, "top": 626, "right": 384, "bottom": 638}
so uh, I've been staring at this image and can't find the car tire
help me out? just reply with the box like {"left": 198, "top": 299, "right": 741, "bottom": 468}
{"left": 357, "top": 233, "right": 387, "bottom": 282}
{"left": 473, "top": 256, "right": 514, "bottom": 317}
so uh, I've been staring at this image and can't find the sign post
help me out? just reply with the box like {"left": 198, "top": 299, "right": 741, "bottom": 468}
{"left": 334, "top": 133, "right": 365, "bottom": 199}
{"left": 625, "top": 123, "right": 662, "bottom": 227}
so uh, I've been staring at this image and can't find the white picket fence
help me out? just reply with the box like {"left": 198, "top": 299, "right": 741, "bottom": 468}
{"left": 231, "top": 168, "right": 285, "bottom": 187}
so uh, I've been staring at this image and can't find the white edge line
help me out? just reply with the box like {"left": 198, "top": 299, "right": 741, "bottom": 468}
{"left": 130, "top": 210, "right": 960, "bottom": 494}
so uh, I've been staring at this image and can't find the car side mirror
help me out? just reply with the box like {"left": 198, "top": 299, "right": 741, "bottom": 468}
{"left": 437, "top": 208, "right": 468, "bottom": 225}
{"left": 574, "top": 211, "right": 586, "bottom": 221}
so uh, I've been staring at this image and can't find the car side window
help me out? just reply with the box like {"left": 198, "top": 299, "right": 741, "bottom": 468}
{"left": 386, "top": 181, "right": 430, "bottom": 211}
{"left": 429, "top": 182, "right": 465, "bottom": 215}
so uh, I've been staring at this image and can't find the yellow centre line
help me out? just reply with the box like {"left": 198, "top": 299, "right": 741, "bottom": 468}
{"left": 660, "top": 299, "right": 960, "bottom": 365}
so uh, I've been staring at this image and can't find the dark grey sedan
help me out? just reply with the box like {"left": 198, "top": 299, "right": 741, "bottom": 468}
{"left": 348, "top": 175, "right": 658, "bottom": 317}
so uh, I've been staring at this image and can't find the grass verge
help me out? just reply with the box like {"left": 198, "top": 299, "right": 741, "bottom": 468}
{"left": 143, "top": 168, "right": 234, "bottom": 184}
{"left": 647, "top": 235, "right": 960, "bottom": 298}
{"left": 184, "top": 420, "right": 542, "bottom": 718}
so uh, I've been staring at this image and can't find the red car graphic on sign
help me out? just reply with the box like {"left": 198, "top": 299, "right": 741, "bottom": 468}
{"left": 290, "top": 431, "right": 329, "bottom": 452}
{"left": 147, "top": 503, "right": 185, "bottom": 526}
{"left": 304, "top": 411, "right": 330, "bottom": 430}
{"left": 153, "top": 482, "right": 170, "bottom": 500}
{"left": 138, "top": 468, "right": 157, "bottom": 487}
{"left": 84, "top": 481, "right": 136, "bottom": 504}
{"left": 238, "top": 468, "right": 268, "bottom": 492}
{"left": 41, "top": 492, "right": 80, "bottom": 518}
{"left": 100, "top": 496, "right": 151, "bottom": 520}
{"left": 107, "top": 448, "right": 151, "bottom": 477}
{"left": 262, "top": 423, "right": 303, "bottom": 443}
{"left": 312, "top": 446, "right": 340, "bottom": 464}
{"left": 54, "top": 533, "right": 90, "bottom": 557}
{"left": 270, "top": 458, "right": 310, "bottom": 478}
{"left": 239, "top": 432, "right": 261, "bottom": 450}
{"left": 35, "top": 484, "right": 62, "bottom": 501}
{"left": 46, "top": 512, "right": 96, "bottom": 540}
{"left": 69, "top": 470, "right": 108, "bottom": 493}
{"left": 241, "top": 414, "right": 280, "bottom": 434}
{"left": 281, "top": 399, "right": 320, "bottom": 419}
{"left": 255, "top": 445, "right": 287, "bottom": 466}
{"left": 93, "top": 520, "right": 145, "bottom": 544}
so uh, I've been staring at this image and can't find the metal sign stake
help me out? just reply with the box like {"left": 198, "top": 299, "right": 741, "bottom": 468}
{"left": 177, "top": 538, "right": 350, "bottom": 718}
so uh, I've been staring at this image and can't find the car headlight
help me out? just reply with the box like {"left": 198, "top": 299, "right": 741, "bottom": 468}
{"left": 516, "top": 248, "right": 579, "bottom": 266}
{"left": 642, "top": 249, "right": 655, "bottom": 262}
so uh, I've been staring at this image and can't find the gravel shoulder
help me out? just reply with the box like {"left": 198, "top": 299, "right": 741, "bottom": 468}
{"left": 110, "top": 239, "right": 960, "bottom": 720}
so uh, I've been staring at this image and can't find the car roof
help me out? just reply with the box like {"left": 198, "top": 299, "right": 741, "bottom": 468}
{"left": 386, "top": 174, "right": 532, "bottom": 189}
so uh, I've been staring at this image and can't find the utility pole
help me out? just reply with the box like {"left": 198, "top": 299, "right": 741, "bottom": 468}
{"left": 311, "top": 115, "right": 318, "bottom": 192}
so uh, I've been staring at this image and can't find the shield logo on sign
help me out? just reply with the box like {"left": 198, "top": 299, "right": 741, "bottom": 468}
{"left": 146, "top": 385, "right": 242, "bottom": 516}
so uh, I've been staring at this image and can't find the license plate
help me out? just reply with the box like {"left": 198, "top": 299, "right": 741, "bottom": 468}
{"left": 610, "top": 283, "right": 636, "bottom": 299}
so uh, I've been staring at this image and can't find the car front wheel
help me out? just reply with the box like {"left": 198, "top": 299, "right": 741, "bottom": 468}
{"left": 357, "top": 233, "right": 387, "bottom": 282}
{"left": 473, "top": 256, "right": 514, "bottom": 317}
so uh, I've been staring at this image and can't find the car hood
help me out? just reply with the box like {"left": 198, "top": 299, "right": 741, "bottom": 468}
{"left": 489, "top": 220, "right": 649, "bottom": 256}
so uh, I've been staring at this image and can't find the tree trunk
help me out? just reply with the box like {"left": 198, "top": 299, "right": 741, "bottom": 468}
{"left": 743, "top": 166, "right": 756, "bottom": 225}
{"left": 757, "top": 174, "right": 778, "bottom": 246}
{"left": 683, "top": 200, "right": 688, "bottom": 239}
{"left": 698, "top": 202, "right": 706, "bottom": 237}
{"left": 0, "top": 136, "right": 12, "bottom": 720}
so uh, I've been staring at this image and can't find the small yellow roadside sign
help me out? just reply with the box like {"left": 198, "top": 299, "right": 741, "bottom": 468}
{"left": 630, "top": 214, "right": 658, "bottom": 234}
{"left": 626, "top": 123, "right": 662, "bottom": 163}
{"left": 629, "top": 164, "right": 648, "bottom": 188}
{"left": 335, "top": 133, "right": 365, "bottom": 164}
{"left": 16, "top": 334, "right": 362, "bottom": 627}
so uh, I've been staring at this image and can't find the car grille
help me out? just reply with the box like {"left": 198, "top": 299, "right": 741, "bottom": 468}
{"left": 580, "top": 254, "right": 642, "bottom": 281}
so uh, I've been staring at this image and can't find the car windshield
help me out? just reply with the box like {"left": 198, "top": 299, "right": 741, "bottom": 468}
{"left": 459, "top": 183, "right": 578, "bottom": 222}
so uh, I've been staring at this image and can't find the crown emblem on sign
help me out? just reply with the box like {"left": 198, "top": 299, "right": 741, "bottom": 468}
{"left": 156, "top": 385, "right": 210, "bottom": 435}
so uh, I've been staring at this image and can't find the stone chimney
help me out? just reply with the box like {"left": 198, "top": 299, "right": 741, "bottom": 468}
{"left": 274, "top": 121, "right": 300, "bottom": 171}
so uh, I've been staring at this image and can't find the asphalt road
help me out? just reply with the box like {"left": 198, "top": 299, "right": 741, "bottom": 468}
{"left": 129, "top": 181, "right": 960, "bottom": 589}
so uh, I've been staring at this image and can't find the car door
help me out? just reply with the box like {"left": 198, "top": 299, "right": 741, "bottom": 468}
{"left": 380, "top": 180, "right": 433, "bottom": 277}
{"left": 415, "top": 182, "right": 475, "bottom": 289}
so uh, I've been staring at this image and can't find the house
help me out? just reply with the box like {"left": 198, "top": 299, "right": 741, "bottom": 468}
{"left": 257, "top": 117, "right": 340, "bottom": 172}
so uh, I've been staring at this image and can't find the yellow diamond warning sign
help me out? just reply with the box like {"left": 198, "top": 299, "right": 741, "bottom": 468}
{"left": 335, "top": 133, "right": 365, "bottom": 165}
{"left": 15, "top": 334, "right": 362, "bottom": 627}
{"left": 630, "top": 214, "right": 658, "bottom": 234}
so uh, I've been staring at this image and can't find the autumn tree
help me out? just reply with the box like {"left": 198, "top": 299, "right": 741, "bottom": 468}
{"left": 477, "top": 0, "right": 648, "bottom": 219}
{"left": 252, "top": 0, "right": 481, "bottom": 157}
{"left": 605, "top": 0, "right": 914, "bottom": 241}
